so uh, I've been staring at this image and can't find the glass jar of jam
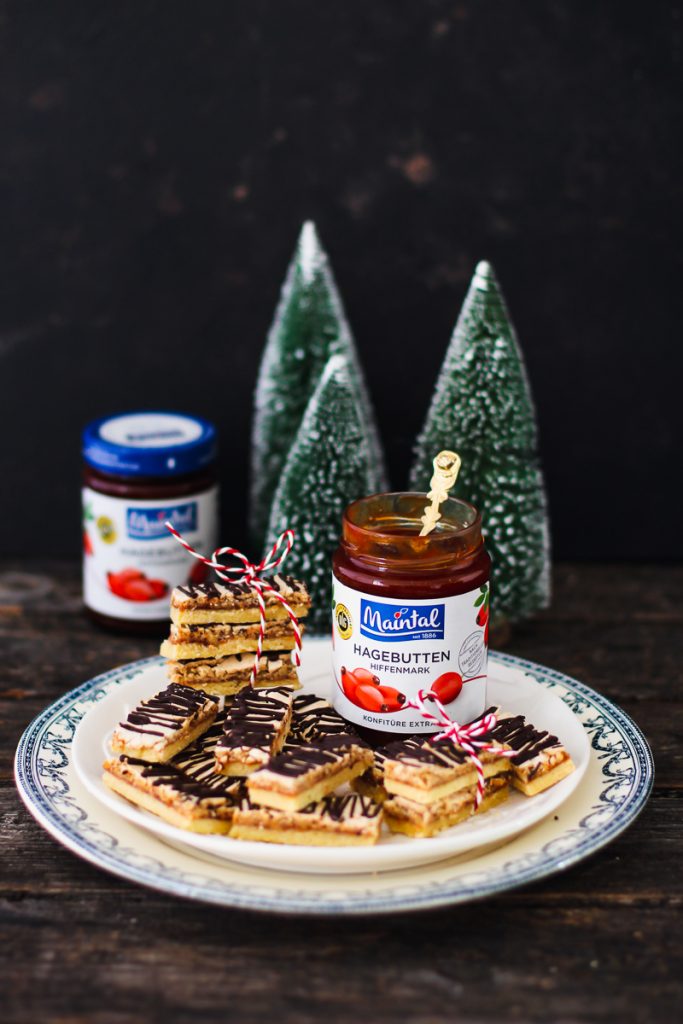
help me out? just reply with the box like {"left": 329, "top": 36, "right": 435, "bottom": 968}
{"left": 332, "top": 492, "right": 490, "bottom": 741}
{"left": 82, "top": 411, "right": 219, "bottom": 633}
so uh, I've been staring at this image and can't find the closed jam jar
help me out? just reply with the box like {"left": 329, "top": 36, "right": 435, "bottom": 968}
{"left": 332, "top": 492, "right": 491, "bottom": 741}
{"left": 82, "top": 411, "right": 219, "bottom": 633}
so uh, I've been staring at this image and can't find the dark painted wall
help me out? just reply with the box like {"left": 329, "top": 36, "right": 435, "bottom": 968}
{"left": 1, "top": 1, "right": 680, "bottom": 559}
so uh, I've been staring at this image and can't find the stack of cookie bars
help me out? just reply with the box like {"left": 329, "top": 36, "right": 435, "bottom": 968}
{"left": 160, "top": 576, "right": 311, "bottom": 695}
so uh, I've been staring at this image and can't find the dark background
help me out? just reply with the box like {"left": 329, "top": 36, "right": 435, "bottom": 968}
{"left": 1, "top": 1, "right": 680, "bottom": 560}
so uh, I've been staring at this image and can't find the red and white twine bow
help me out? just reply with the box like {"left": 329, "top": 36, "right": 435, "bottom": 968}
{"left": 404, "top": 690, "right": 513, "bottom": 808}
{"left": 165, "top": 523, "right": 302, "bottom": 683}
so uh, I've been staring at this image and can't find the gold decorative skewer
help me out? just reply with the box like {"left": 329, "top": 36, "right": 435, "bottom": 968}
{"left": 419, "top": 450, "right": 462, "bottom": 536}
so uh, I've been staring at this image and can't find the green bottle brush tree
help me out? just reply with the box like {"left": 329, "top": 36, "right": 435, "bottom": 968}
{"left": 410, "top": 260, "right": 550, "bottom": 624}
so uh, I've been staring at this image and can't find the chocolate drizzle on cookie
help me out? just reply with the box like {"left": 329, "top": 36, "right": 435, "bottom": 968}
{"left": 312, "top": 793, "right": 382, "bottom": 821}
{"left": 263, "top": 734, "right": 368, "bottom": 778}
{"left": 176, "top": 575, "right": 303, "bottom": 602}
{"left": 481, "top": 708, "right": 561, "bottom": 765}
{"left": 218, "top": 686, "right": 293, "bottom": 753}
{"left": 116, "top": 683, "right": 217, "bottom": 738}
{"left": 172, "top": 718, "right": 225, "bottom": 781}
{"left": 117, "top": 755, "right": 243, "bottom": 803}
{"left": 290, "top": 694, "right": 353, "bottom": 743}
{"left": 383, "top": 734, "right": 470, "bottom": 769}
{"left": 382, "top": 709, "right": 562, "bottom": 770}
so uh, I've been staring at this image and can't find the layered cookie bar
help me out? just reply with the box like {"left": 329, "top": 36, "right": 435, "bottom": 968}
{"left": 102, "top": 755, "right": 242, "bottom": 833}
{"left": 166, "top": 651, "right": 300, "bottom": 694}
{"left": 381, "top": 734, "right": 511, "bottom": 806}
{"left": 384, "top": 776, "right": 510, "bottom": 838}
{"left": 483, "top": 708, "right": 575, "bottom": 796}
{"left": 160, "top": 575, "right": 310, "bottom": 697}
{"left": 214, "top": 686, "right": 294, "bottom": 776}
{"left": 246, "top": 734, "right": 374, "bottom": 811}
{"left": 231, "top": 791, "right": 383, "bottom": 846}
{"left": 109, "top": 683, "right": 219, "bottom": 763}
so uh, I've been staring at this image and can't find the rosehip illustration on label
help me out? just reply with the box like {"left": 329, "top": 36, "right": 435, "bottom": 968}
{"left": 147, "top": 578, "right": 169, "bottom": 599}
{"left": 476, "top": 606, "right": 489, "bottom": 627}
{"left": 340, "top": 666, "right": 360, "bottom": 701}
{"left": 377, "top": 685, "right": 406, "bottom": 712}
{"left": 107, "top": 569, "right": 141, "bottom": 598}
{"left": 430, "top": 671, "right": 463, "bottom": 704}
{"left": 351, "top": 667, "right": 381, "bottom": 688}
{"left": 123, "top": 578, "right": 158, "bottom": 602}
{"left": 341, "top": 671, "right": 406, "bottom": 713}
{"left": 83, "top": 531, "right": 93, "bottom": 556}
{"left": 353, "top": 683, "right": 389, "bottom": 713}
{"left": 107, "top": 567, "right": 167, "bottom": 602}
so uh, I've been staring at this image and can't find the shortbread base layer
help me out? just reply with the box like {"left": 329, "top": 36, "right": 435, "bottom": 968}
{"left": 109, "top": 714, "right": 217, "bottom": 764}
{"left": 102, "top": 772, "right": 233, "bottom": 834}
{"left": 512, "top": 756, "right": 575, "bottom": 796}
{"left": 247, "top": 763, "right": 368, "bottom": 812}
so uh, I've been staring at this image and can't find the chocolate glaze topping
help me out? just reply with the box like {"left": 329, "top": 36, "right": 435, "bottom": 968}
{"left": 311, "top": 793, "right": 382, "bottom": 821}
{"left": 382, "top": 708, "right": 563, "bottom": 770}
{"left": 117, "top": 756, "right": 242, "bottom": 803}
{"left": 481, "top": 707, "right": 562, "bottom": 765}
{"left": 172, "top": 718, "right": 226, "bottom": 782}
{"left": 290, "top": 694, "right": 353, "bottom": 743}
{"left": 176, "top": 575, "right": 304, "bottom": 601}
{"left": 116, "top": 683, "right": 217, "bottom": 739}
{"left": 263, "top": 734, "right": 368, "bottom": 778}
{"left": 242, "top": 791, "right": 381, "bottom": 822}
{"left": 383, "top": 734, "right": 469, "bottom": 769}
{"left": 218, "top": 686, "right": 292, "bottom": 753}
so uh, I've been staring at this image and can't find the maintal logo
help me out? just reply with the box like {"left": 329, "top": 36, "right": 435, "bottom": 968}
{"left": 359, "top": 600, "right": 445, "bottom": 642}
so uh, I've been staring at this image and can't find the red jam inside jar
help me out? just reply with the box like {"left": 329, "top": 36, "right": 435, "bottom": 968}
{"left": 82, "top": 411, "right": 219, "bottom": 634}
{"left": 332, "top": 492, "right": 491, "bottom": 742}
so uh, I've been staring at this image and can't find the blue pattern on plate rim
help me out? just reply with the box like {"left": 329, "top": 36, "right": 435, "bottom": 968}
{"left": 14, "top": 653, "right": 654, "bottom": 915}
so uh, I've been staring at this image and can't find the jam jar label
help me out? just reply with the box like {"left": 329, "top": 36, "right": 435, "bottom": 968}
{"left": 332, "top": 577, "right": 489, "bottom": 734}
{"left": 82, "top": 486, "right": 219, "bottom": 620}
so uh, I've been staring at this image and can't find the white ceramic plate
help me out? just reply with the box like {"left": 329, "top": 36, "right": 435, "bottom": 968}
{"left": 15, "top": 649, "right": 653, "bottom": 914}
{"left": 70, "top": 640, "right": 588, "bottom": 874}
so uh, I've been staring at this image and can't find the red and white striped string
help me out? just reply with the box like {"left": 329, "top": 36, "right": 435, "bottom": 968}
{"left": 404, "top": 691, "right": 513, "bottom": 807}
{"left": 165, "top": 523, "right": 302, "bottom": 684}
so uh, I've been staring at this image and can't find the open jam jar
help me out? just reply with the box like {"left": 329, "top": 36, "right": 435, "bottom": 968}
{"left": 332, "top": 492, "right": 490, "bottom": 741}
{"left": 82, "top": 411, "right": 219, "bottom": 633}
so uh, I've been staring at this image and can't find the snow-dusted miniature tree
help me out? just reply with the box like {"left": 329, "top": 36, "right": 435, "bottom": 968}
{"left": 250, "top": 221, "right": 386, "bottom": 547}
{"left": 264, "top": 354, "right": 383, "bottom": 633}
{"left": 410, "top": 261, "right": 550, "bottom": 622}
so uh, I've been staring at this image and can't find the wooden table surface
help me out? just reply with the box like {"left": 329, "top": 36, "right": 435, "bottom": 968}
{"left": 1, "top": 562, "right": 680, "bottom": 1023}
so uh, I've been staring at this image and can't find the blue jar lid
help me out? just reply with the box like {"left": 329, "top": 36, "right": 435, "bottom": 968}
{"left": 83, "top": 411, "right": 217, "bottom": 477}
